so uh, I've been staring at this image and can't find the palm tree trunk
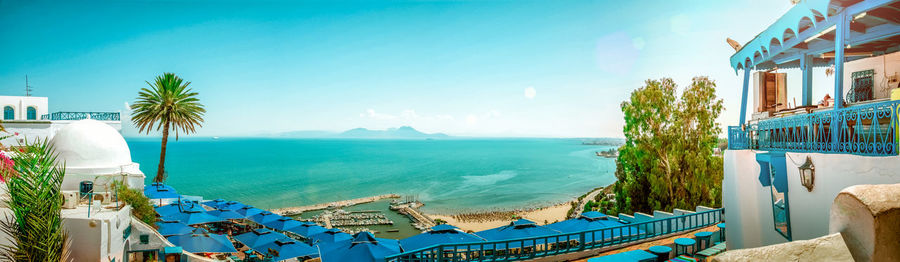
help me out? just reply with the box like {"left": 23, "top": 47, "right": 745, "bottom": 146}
{"left": 156, "top": 121, "right": 170, "bottom": 183}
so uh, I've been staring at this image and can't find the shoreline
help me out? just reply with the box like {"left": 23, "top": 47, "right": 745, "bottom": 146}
{"left": 271, "top": 193, "right": 400, "bottom": 216}
{"left": 424, "top": 202, "right": 572, "bottom": 232}
{"left": 267, "top": 185, "right": 613, "bottom": 233}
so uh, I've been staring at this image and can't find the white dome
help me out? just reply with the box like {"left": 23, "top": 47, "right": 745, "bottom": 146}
{"left": 50, "top": 119, "right": 132, "bottom": 169}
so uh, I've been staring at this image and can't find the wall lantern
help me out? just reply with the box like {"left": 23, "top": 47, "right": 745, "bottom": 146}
{"left": 798, "top": 156, "right": 815, "bottom": 192}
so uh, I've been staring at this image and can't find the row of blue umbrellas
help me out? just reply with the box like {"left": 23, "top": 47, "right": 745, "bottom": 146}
{"left": 149, "top": 183, "right": 644, "bottom": 261}
{"left": 166, "top": 229, "right": 237, "bottom": 253}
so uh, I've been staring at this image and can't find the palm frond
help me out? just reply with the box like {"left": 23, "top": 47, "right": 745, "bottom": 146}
{"left": 0, "top": 139, "right": 70, "bottom": 261}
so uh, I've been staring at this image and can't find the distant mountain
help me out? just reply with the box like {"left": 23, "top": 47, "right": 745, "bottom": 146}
{"left": 338, "top": 126, "right": 449, "bottom": 139}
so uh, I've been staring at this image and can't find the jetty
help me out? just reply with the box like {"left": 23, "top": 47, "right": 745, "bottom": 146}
{"left": 272, "top": 193, "right": 400, "bottom": 216}
{"left": 390, "top": 200, "right": 435, "bottom": 230}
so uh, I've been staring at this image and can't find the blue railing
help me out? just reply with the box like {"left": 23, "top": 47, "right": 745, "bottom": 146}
{"left": 40, "top": 112, "right": 120, "bottom": 121}
{"left": 728, "top": 126, "right": 749, "bottom": 150}
{"left": 728, "top": 100, "right": 900, "bottom": 156}
{"left": 385, "top": 208, "right": 724, "bottom": 262}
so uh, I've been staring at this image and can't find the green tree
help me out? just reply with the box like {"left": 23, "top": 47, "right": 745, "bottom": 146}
{"left": 111, "top": 180, "right": 156, "bottom": 225}
{"left": 131, "top": 73, "right": 205, "bottom": 184}
{"left": 0, "top": 139, "right": 70, "bottom": 261}
{"left": 613, "top": 77, "right": 724, "bottom": 214}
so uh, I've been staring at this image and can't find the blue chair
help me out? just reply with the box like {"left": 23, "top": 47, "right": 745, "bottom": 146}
{"left": 673, "top": 238, "right": 696, "bottom": 256}
{"left": 694, "top": 231, "right": 714, "bottom": 250}
{"left": 647, "top": 245, "right": 672, "bottom": 262}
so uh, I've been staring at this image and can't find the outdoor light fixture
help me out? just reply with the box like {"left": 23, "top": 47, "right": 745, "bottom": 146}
{"left": 798, "top": 156, "right": 815, "bottom": 192}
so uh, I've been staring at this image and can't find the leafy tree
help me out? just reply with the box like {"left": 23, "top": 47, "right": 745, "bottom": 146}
{"left": 131, "top": 73, "right": 205, "bottom": 185}
{"left": 611, "top": 77, "right": 724, "bottom": 214}
{"left": 0, "top": 139, "right": 70, "bottom": 261}
{"left": 111, "top": 180, "right": 156, "bottom": 226}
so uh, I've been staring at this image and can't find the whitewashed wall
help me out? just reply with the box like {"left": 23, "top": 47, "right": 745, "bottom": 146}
{"left": 724, "top": 149, "right": 900, "bottom": 250}
{"left": 783, "top": 152, "right": 900, "bottom": 241}
{"left": 722, "top": 150, "right": 789, "bottom": 250}
{"left": 0, "top": 96, "right": 48, "bottom": 120}
{"left": 842, "top": 52, "right": 900, "bottom": 100}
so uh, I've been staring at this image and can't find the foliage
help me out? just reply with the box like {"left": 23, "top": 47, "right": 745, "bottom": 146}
{"left": 131, "top": 72, "right": 205, "bottom": 183}
{"left": 111, "top": 180, "right": 156, "bottom": 226}
{"left": 608, "top": 77, "right": 724, "bottom": 215}
{"left": 0, "top": 139, "right": 70, "bottom": 262}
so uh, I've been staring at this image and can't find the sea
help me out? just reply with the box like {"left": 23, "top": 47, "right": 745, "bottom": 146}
{"left": 127, "top": 138, "right": 618, "bottom": 213}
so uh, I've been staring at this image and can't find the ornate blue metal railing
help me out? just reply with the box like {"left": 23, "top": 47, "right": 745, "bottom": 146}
{"left": 728, "top": 126, "right": 750, "bottom": 150}
{"left": 385, "top": 208, "right": 724, "bottom": 262}
{"left": 728, "top": 99, "right": 900, "bottom": 156}
{"left": 40, "top": 112, "right": 120, "bottom": 121}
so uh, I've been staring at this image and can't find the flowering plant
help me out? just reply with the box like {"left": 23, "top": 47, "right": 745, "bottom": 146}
{"left": 0, "top": 151, "right": 13, "bottom": 182}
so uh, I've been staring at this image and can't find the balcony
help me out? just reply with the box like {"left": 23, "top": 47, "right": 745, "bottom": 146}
{"left": 728, "top": 99, "right": 899, "bottom": 156}
{"left": 40, "top": 112, "right": 121, "bottom": 121}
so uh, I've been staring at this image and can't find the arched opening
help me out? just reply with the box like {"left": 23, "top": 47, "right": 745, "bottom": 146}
{"left": 3, "top": 106, "right": 14, "bottom": 120}
{"left": 26, "top": 106, "right": 36, "bottom": 120}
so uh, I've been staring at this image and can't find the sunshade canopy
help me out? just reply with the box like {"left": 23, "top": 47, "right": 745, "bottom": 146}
{"left": 319, "top": 232, "right": 401, "bottom": 262}
{"left": 400, "top": 224, "right": 485, "bottom": 251}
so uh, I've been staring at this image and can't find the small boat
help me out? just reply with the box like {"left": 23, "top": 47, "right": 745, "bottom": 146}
{"left": 387, "top": 229, "right": 399, "bottom": 232}
{"left": 213, "top": 136, "right": 220, "bottom": 140}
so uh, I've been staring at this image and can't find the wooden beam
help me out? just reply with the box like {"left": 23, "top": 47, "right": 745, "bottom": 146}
{"left": 867, "top": 8, "right": 900, "bottom": 24}
{"left": 850, "top": 21, "right": 867, "bottom": 33}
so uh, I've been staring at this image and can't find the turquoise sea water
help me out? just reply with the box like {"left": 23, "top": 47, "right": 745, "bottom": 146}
{"left": 127, "top": 138, "right": 617, "bottom": 213}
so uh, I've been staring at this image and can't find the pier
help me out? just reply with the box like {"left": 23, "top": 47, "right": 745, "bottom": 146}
{"left": 391, "top": 200, "right": 436, "bottom": 230}
{"left": 272, "top": 193, "right": 400, "bottom": 216}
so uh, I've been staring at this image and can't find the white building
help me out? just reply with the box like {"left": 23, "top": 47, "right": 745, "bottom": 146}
{"left": 0, "top": 119, "right": 144, "bottom": 262}
{"left": 723, "top": 0, "right": 900, "bottom": 260}
{"left": 0, "top": 95, "right": 121, "bottom": 146}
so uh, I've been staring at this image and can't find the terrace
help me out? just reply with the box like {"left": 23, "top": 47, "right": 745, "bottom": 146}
{"left": 726, "top": 0, "right": 900, "bottom": 156}
{"left": 41, "top": 111, "right": 121, "bottom": 121}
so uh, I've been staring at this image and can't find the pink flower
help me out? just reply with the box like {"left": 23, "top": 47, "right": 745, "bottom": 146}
{"left": 13, "top": 132, "right": 18, "bottom": 136}
{"left": 0, "top": 152, "right": 12, "bottom": 183}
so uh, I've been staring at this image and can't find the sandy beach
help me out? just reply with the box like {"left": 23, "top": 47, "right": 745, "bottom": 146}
{"left": 426, "top": 203, "right": 571, "bottom": 232}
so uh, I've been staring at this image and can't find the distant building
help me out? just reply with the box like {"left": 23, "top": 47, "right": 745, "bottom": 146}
{"left": 0, "top": 95, "right": 121, "bottom": 146}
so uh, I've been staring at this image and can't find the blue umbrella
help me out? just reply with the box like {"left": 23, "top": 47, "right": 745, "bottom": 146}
{"left": 319, "top": 232, "right": 401, "bottom": 262}
{"left": 234, "top": 228, "right": 289, "bottom": 250}
{"left": 156, "top": 201, "right": 206, "bottom": 217}
{"left": 546, "top": 211, "right": 643, "bottom": 242}
{"left": 474, "top": 219, "right": 562, "bottom": 249}
{"left": 249, "top": 211, "right": 283, "bottom": 225}
{"left": 400, "top": 224, "right": 486, "bottom": 251}
{"left": 164, "top": 210, "right": 227, "bottom": 225}
{"left": 255, "top": 237, "right": 318, "bottom": 261}
{"left": 288, "top": 222, "right": 328, "bottom": 239}
{"left": 202, "top": 199, "right": 227, "bottom": 209}
{"left": 144, "top": 183, "right": 180, "bottom": 199}
{"left": 263, "top": 217, "right": 305, "bottom": 231}
{"left": 155, "top": 221, "right": 200, "bottom": 236}
{"left": 308, "top": 229, "right": 352, "bottom": 244}
{"left": 235, "top": 206, "right": 265, "bottom": 217}
{"left": 208, "top": 209, "right": 245, "bottom": 220}
{"left": 166, "top": 231, "right": 237, "bottom": 253}
{"left": 218, "top": 201, "right": 246, "bottom": 211}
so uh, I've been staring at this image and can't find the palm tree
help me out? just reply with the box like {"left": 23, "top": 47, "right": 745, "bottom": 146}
{"left": 131, "top": 73, "right": 205, "bottom": 185}
{"left": 0, "top": 139, "right": 70, "bottom": 261}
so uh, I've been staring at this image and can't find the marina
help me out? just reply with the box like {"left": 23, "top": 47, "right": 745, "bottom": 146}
{"left": 291, "top": 198, "right": 423, "bottom": 239}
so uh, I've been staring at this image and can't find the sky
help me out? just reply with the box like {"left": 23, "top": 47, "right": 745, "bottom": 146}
{"left": 0, "top": 0, "right": 832, "bottom": 138}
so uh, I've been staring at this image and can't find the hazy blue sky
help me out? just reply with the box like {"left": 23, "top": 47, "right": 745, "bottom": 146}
{"left": 0, "top": 0, "right": 832, "bottom": 137}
